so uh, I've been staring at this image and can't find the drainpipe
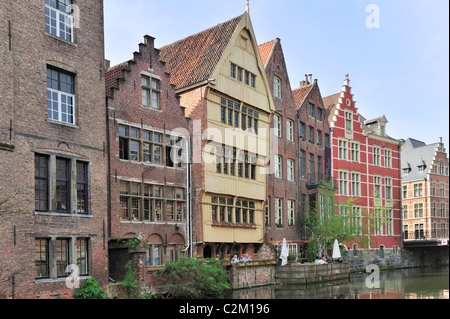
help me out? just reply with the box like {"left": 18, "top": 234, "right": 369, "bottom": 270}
{"left": 182, "top": 135, "right": 193, "bottom": 258}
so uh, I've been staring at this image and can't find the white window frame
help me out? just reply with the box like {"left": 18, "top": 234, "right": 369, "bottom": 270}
{"left": 274, "top": 114, "right": 282, "bottom": 137}
{"left": 287, "top": 159, "right": 294, "bottom": 182}
{"left": 275, "top": 156, "right": 282, "bottom": 179}
{"left": 339, "top": 170, "right": 348, "bottom": 196}
{"left": 274, "top": 76, "right": 281, "bottom": 98}
{"left": 45, "top": 1, "right": 74, "bottom": 42}
{"left": 287, "top": 200, "right": 295, "bottom": 226}
{"left": 286, "top": 120, "right": 294, "bottom": 142}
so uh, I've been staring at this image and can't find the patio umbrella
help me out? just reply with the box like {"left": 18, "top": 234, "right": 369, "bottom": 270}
{"left": 280, "top": 238, "right": 289, "bottom": 266}
{"left": 332, "top": 239, "right": 341, "bottom": 260}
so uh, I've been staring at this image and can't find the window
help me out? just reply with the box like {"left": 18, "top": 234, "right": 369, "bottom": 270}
{"left": 35, "top": 155, "right": 49, "bottom": 212}
{"left": 230, "top": 64, "right": 256, "bottom": 88}
{"left": 230, "top": 63, "right": 236, "bottom": 79}
{"left": 374, "top": 176, "right": 382, "bottom": 199}
{"left": 440, "top": 203, "right": 446, "bottom": 218}
{"left": 351, "top": 172, "right": 360, "bottom": 196}
{"left": 325, "top": 133, "right": 330, "bottom": 148}
{"left": 403, "top": 185, "right": 408, "bottom": 199}
{"left": 308, "top": 126, "right": 314, "bottom": 144}
{"left": 288, "top": 200, "right": 295, "bottom": 226}
{"left": 309, "top": 103, "right": 315, "bottom": 118}
{"left": 274, "top": 114, "right": 281, "bottom": 137}
{"left": 338, "top": 140, "right": 348, "bottom": 160}
{"left": 45, "top": 0, "right": 74, "bottom": 42}
{"left": 142, "top": 75, "right": 160, "bottom": 109}
{"left": 308, "top": 153, "right": 314, "bottom": 184}
{"left": 300, "top": 150, "right": 306, "bottom": 179}
{"left": 35, "top": 154, "right": 89, "bottom": 215}
{"left": 275, "top": 198, "right": 283, "bottom": 227}
{"left": 264, "top": 199, "right": 271, "bottom": 227}
{"left": 35, "top": 239, "right": 49, "bottom": 279}
{"left": 414, "top": 184, "right": 423, "bottom": 197}
{"left": 350, "top": 142, "right": 360, "bottom": 162}
{"left": 432, "top": 202, "right": 437, "bottom": 217}
{"left": 287, "top": 120, "right": 294, "bottom": 142}
{"left": 440, "top": 183, "right": 445, "bottom": 197}
{"left": 76, "top": 162, "right": 89, "bottom": 214}
{"left": 299, "top": 122, "right": 306, "bottom": 140}
{"left": 211, "top": 197, "right": 255, "bottom": 225}
{"left": 56, "top": 158, "right": 70, "bottom": 213}
{"left": 373, "top": 147, "right": 381, "bottom": 166}
{"left": 403, "top": 205, "right": 408, "bottom": 219}
{"left": 317, "top": 108, "right": 323, "bottom": 122}
{"left": 339, "top": 171, "right": 348, "bottom": 195}
{"left": 317, "top": 130, "right": 322, "bottom": 146}
{"left": 147, "top": 246, "right": 161, "bottom": 266}
{"left": 275, "top": 156, "right": 282, "bottom": 179}
{"left": 345, "top": 111, "right": 352, "bottom": 131}
{"left": 120, "top": 181, "right": 185, "bottom": 222}
{"left": 47, "top": 67, "right": 75, "bottom": 125}
{"left": 414, "top": 203, "right": 424, "bottom": 218}
{"left": 220, "top": 97, "right": 259, "bottom": 134}
{"left": 385, "top": 178, "right": 392, "bottom": 200}
{"left": 77, "top": 239, "right": 89, "bottom": 276}
{"left": 56, "top": 239, "right": 70, "bottom": 277}
{"left": 119, "top": 125, "right": 181, "bottom": 168}
{"left": 274, "top": 76, "right": 281, "bottom": 98}
{"left": 287, "top": 159, "right": 294, "bottom": 182}
{"left": 384, "top": 150, "right": 392, "bottom": 168}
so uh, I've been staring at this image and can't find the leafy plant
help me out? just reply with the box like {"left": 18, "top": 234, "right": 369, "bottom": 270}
{"left": 74, "top": 277, "right": 108, "bottom": 299}
{"left": 122, "top": 261, "right": 140, "bottom": 299}
{"left": 157, "top": 256, "right": 230, "bottom": 298}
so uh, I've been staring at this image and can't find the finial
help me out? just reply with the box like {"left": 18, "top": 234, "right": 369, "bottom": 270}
{"left": 344, "top": 73, "right": 350, "bottom": 86}
{"left": 246, "top": 0, "right": 249, "bottom": 13}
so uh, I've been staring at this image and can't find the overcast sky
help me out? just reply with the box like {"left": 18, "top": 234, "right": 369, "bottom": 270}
{"left": 104, "top": 0, "right": 449, "bottom": 149}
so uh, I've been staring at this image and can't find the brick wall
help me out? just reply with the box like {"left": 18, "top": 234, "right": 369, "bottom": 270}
{"left": 0, "top": 0, "right": 108, "bottom": 299}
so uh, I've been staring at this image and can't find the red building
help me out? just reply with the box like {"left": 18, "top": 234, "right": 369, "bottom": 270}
{"left": 323, "top": 75, "right": 403, "bottom": 249}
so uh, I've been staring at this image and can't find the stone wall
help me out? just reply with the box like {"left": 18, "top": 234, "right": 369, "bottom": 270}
{"left": 345, "top": 246, "right": 449, "bottom": 272}
{"left": 276, "top": 262, "right": 350, "bottom": 286}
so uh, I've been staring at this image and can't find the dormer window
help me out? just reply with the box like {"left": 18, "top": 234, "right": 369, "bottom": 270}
{"left": 403, "top": 163, "right": 412, "bottom": 175}
{"left": 380, "top": 125, "right": 385, "bottom": 136}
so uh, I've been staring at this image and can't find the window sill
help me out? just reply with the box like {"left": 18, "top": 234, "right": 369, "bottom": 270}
{"left": 142, "top": 105, "right": 162, "bottom": 112}
{"left": 212, "top": 222, "right": 257, "bottom": 229}
{"left": 34, "top": 211, "right": 93, "bottom": 218}
{"left": 35, "top": 276, "right": 90, "bottom": 285}
{"left": 45, "top": 32, "right": 77, "bottom": 47}
{"left": 46, "top": 119, "right": 80, "bottom": 129}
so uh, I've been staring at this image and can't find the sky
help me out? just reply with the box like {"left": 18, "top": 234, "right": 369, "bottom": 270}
{"left": 104, "top": 0, "right": 449, "bottom": 149}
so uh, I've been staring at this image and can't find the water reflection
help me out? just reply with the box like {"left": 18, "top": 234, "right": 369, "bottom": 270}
{"left": 224, "top": 267, "right": 449, "bottom": 300}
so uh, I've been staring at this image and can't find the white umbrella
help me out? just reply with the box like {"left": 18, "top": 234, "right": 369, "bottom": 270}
{"left": 280, "top": 238, "right": 289, "bottom": 266}
{"left": 332, "top": 239, "right": 341, "bottom": 260}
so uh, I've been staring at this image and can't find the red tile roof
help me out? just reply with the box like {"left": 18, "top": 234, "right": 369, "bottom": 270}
{"left": 292, "top": 85, "right": 314, "bottom": 109}
{"left": 258, "top": 39, "right": 276, "bottom": 67}
{"left": 159, "top": 15, "right": 243, "bottom": 90}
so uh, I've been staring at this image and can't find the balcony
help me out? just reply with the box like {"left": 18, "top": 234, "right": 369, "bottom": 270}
{"left": 403, "top": 229, "right": 449, "bottom": 248}
{"left": 306, "top": 172, "right": 334, "bottom": 189}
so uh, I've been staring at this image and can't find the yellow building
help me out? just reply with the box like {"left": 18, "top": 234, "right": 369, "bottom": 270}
{"left": 159, "top": 10, "right": 275, "bottom": 259}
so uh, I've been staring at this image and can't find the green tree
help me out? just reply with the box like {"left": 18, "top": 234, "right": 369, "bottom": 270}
{"left": 303, "top": 181, "right": 374, "bottom": 261}
{"left": 157, "top": 257, "right": 230, "bottom": 298}
{"left": 74, "top": 277, "right": 108, "bottom": 299}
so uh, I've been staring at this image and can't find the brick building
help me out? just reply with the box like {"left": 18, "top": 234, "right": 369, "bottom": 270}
{"left": 324, "top": 74, "right": 403, "bottom": 250}
{"left": 0, "top": 0, "right": 108, "bottom": 298}
{"left": 158, "top": 10, "right": 275, "bottom": 260}
{"left": 401, "top": 138, "right": 449, "bottom": 246}
{"left": 105, "top": 35, "right": 190, "bottom": 279}
{"left": 258, "top": 39, "right": 332, "bottom": 256}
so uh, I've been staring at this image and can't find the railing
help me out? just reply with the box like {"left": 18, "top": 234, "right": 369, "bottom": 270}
{"left": 306, "top": 172, "right": 334, "bottom": 188}
{"left": 403, "top": 229, "right": 449, "bottom": 241}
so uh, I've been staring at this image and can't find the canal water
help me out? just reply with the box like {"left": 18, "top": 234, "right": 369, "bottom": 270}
{"left": 224, "top": 267, "right": 449, "bottom": 300}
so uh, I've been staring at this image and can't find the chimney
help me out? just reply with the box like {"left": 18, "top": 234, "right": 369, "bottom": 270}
{"left": 305, "top": 74, "right": 309, "bottom": 85}
{"left": 300, "top": 80, "right": 307, "bottom": 88}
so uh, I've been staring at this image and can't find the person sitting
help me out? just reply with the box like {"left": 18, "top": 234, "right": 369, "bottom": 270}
{"left": 241, "top": 253, "right": 252, "bottom": 263}
{"left": 231, "top": 255, "right": 239, "bottom": 263}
